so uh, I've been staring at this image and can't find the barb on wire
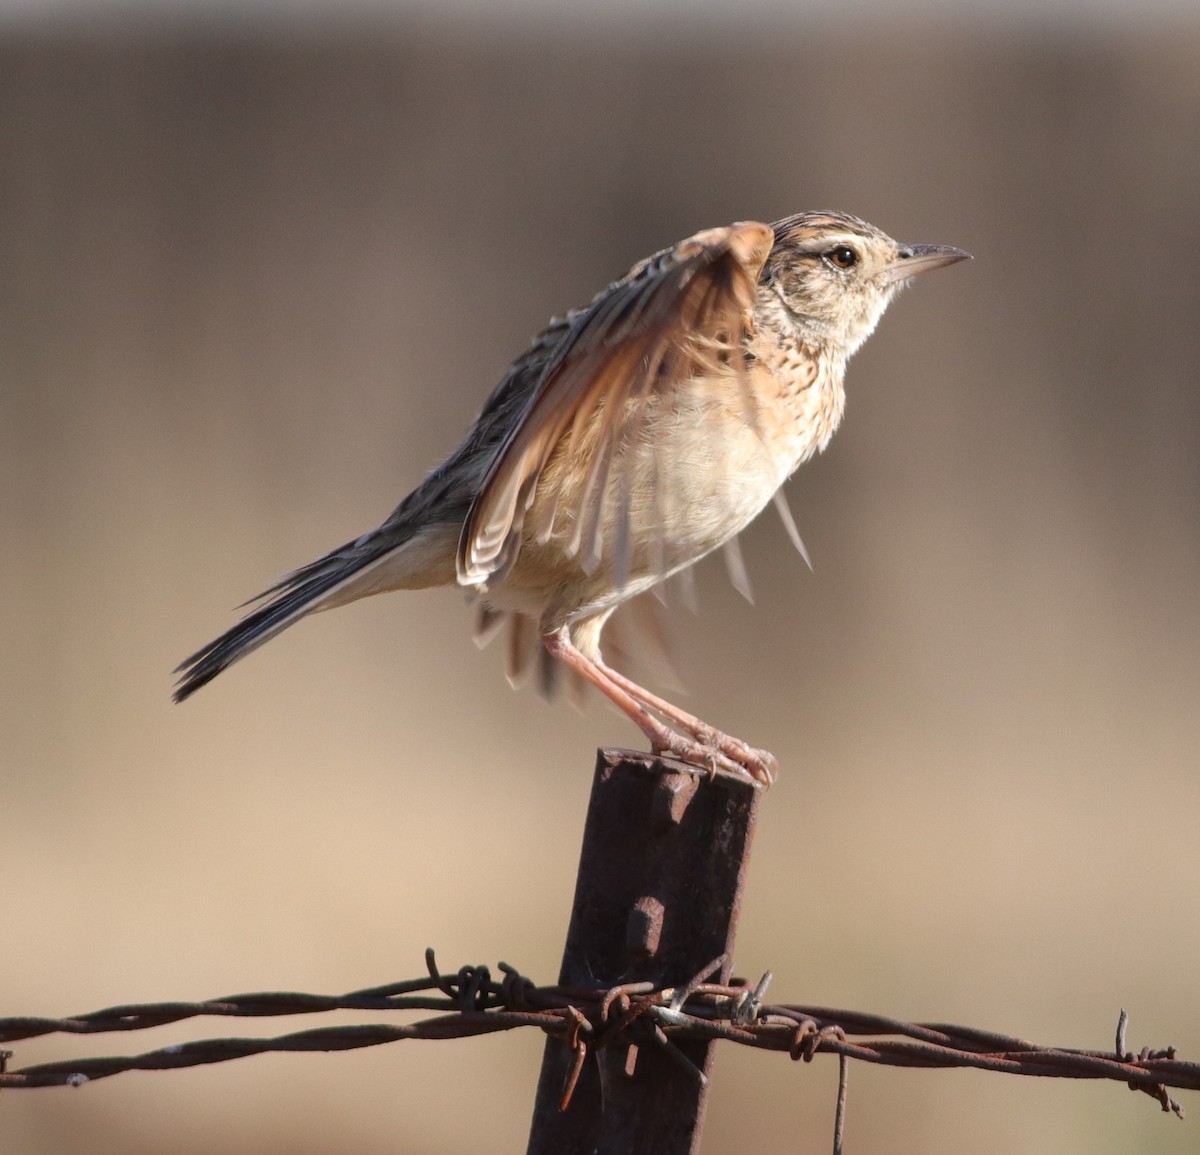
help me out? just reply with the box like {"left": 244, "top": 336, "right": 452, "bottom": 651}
{"left": 833, "top": 1054, "right": 849, "bottom": 1155}
{"left": 0, "top": 951, "right": 1194, "bottom": 1125}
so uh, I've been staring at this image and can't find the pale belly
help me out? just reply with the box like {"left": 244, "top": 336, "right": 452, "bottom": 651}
{"left": 488, "top": 381, "right": 806, "bottom": 627}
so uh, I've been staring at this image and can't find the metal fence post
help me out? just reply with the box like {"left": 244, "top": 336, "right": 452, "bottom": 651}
{"left": 527, "top": 749, "right": 761, "bottom": 1154}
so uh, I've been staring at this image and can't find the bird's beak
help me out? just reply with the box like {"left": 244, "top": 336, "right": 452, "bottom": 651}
{"left": 882, "top": 243, "right": 972, "bottom": 285}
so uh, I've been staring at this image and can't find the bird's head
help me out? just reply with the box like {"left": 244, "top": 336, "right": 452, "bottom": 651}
{"left": 762, "top": 211, "right": 970, "bottom": 357}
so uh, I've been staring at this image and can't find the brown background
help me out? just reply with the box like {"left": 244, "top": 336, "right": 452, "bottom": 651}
{"left": 2, "top": 6, "right": 1199, "bottom": 1153}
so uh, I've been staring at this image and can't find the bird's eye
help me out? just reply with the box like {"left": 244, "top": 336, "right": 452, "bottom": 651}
{"left": 826, "top": 245, "right": 859, "bottom": 270}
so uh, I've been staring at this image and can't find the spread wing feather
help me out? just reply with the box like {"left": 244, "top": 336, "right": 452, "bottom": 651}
{"left": 456, "top": 221, "right": 775, "bottom": 591}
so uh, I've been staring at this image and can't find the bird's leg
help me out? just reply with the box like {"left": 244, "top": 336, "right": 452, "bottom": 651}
{"left": 542, "top": 626, "right": 698, "bottom": 762}
{"left": 596, "top": 659, "right": 778, "bottom": 786}
{"left": 542, "top": 625, "right": 773, "bottom": 786}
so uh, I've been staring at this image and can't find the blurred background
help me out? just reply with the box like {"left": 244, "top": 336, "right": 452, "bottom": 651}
{"left": 2, "top": 1, "right": 1199, "bottom": 1151}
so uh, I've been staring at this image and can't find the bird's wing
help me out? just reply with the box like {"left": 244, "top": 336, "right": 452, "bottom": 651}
{"left": 457, "top": 220, "right": 775, "bottom": 590}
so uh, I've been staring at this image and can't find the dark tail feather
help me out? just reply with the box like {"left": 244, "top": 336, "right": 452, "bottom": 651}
{"left": 173, "top": 538, "right": 389, "bottom": 702}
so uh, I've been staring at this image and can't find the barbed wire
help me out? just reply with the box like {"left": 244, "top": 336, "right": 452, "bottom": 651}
{"left": 1, "top": 949, "right": 1194, "bottom": 1126}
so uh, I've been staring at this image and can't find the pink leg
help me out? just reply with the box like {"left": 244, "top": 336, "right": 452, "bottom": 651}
{"left": 542, "top": 625, "right": 775, "bottom": 785}
{"left": 598, "top": 659, "right": 778, "bottom": 785}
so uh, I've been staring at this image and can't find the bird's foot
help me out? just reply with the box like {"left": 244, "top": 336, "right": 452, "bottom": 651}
{"left": 540, "top": 627, "right": 778, "bottom": 786}
{"left": 653, "top": 729, "right": 777, "bottom": 788}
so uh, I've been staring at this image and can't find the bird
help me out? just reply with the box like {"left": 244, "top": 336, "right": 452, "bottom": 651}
{"left": 174, "top": 211, "right": 969, "bottom": 785}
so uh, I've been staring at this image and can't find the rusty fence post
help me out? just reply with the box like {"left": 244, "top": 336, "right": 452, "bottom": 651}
{"left": 526, "top": 749, "right": 761, "bottom": 1155}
